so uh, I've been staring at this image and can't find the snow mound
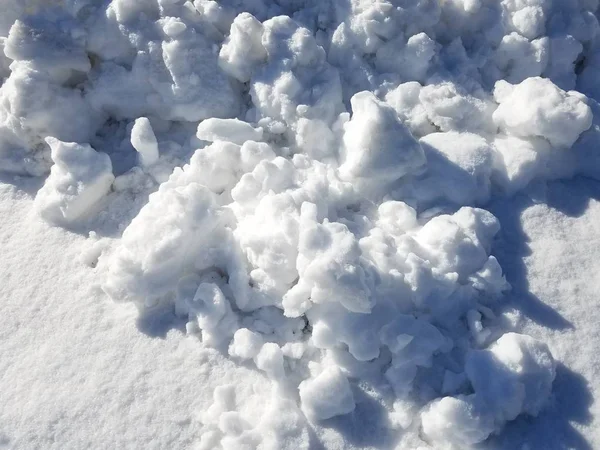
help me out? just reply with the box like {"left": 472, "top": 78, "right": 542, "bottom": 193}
{"left": 2, "top": 0, "right": 599, "bottom": 447}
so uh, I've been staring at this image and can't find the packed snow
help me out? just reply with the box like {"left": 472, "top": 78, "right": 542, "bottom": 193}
{"left": 2, "top": 0, "right": 600, "bottom": 448}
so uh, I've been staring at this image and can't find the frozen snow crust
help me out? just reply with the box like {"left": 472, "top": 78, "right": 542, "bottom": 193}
{"left": 2, "top": 0, "right": 600, "bottom": 448}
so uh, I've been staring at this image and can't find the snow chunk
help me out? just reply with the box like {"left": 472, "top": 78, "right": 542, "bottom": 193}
{"left": 299, "top": 367, "right": 355, "bottom": 421}
{"left": 87, "top": 21, "right": 239, "bottom": 122}
{"left": 419, "top": 82, "right": 496, "bottom": 134}
{"left": 250, "top": 16, "right": 344, "bottom": 127}
{"left": 493, "top": 77, "right": 592, "bottom": 148}
{"left": 219, "top": 13, "right": 266, "bottom": 83}
{"left": 34, "top": 137, "right": 114, "bottom": 225}
{"left": 421, "top": 395, "right": 494, "bottom": 447}
{"left": 424, "top": 332, "right": 555, "bottom": 446}
{"left": 380, "top": 315, "right": 447, "bottom": 366}
{"left": 103, "top": 179, "right": 224, "bottom": 305}
{"left": 131, "top": 117, "right": 159, "bottom": 167}
{"left": 187, "top": 282, "right": 238, "bottom": 347}
{"left": 283, "top": 202, "right": 373, "bottom": 317}
{"left": 381, "top": 315, "right": 449, "bottom": 395}
{"left": 196, "top": 118, "right": 263, "bottom": 145}
{"left": 502, "top": 0, "right": 550, "bottom": 40}
{"left": 385, "top": 82, "right": 436, "bottom": 137}
{"left": 255, "top": 342, "right": 285, "bottom": 380}
{"left": 376, "top": 201, "right": 418, "bottom": 236}
{"left": 466, "top": 332, "right": 556, "bottom": 420}
{"left": 491, "top": 134, "right": 550, "bottom": 194}
{"left": 544, "top": 35, "right": 583, "bottom": 90}
{"left": 339, "top": 91, "right": 425, "bottom": 183}
{"left": 228, "top": 328, "right": 265, "bottom": 360}
{"left": 4, "top": 17, "right": 90, "bottom": 81}
{"left": 415, "top": 132, "right": 494, "bottom": 206}
{"left": 375, "top": 32, "right": 436, "bottom": 81}
{"left": 494, "top": 33, "right": 549, "bottom": 84}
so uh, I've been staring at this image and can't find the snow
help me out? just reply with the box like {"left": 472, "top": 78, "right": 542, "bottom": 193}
{"left": 298, "top": 366, "right": 356, "bottom": 421}
{"left": 130, "top": 117, "right": 159, "bottom": 167}
{"left": 2, "top": 0, "right": 600, "bottom": 448}
{"left": 339, "top": 91, "right": 425, "bottom": 184}
{"left": 493, "top": 77, "right": 593, "bottom": 149}
{"left": 196, "top": 118, "right": 264, "bottom": 145}
{"left": 33, "top": 137, "right": 114, "bottom": 225}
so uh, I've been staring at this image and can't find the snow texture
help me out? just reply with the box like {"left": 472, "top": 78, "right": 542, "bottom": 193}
{"left": 2, "top": 0, "right": 600, "bottom": 448}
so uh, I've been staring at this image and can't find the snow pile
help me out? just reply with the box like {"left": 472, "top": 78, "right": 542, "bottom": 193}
{"left": 2, "top": 0, "right": 600, "bottom": 447}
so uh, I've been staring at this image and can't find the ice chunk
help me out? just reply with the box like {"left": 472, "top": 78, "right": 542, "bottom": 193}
{"left": 493, "top": 77, "right": 592, "bottom": 148}
{"left": 298, "top": 367, "right": 355, "bottom": 421}
{"left": 130, "top": 117, "right": 159, "bottom": 167}
{"left": 34, "top": 137, "right": 114, "bottom": 225}
{"left": 339, "top": 91, "right": 425, "bottom": 183}
{"left": 196, "top": 118, "right": 263, "bottom": 145}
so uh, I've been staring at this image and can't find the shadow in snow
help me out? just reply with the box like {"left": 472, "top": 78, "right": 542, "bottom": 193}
{"left": 136, "top": 302, "right": 187, "bottom": 339}
{"left": 490, "top": 175, "right": 600, "bottom": 331}
{"left": 485, "top": 176, "right": 600, "bottom": 450}
{"left": 544, "top": 176, "right": 600, "bottom": 218}
{"left": 0, "top": 171, "right": 44, "bottom": 197}
{"left": 485, "top": 363, "right": 593, "bottom": 450}
{"left": 316, "top": 386, "right": 397, "bottom": 449}
{"left": 489, "top": 192, "right": 571, "bottom": 331}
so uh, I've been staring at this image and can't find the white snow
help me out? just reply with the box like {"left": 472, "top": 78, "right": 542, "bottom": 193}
{"left": 298, "top": 367, "right": 356, "bottom": 421}
{"left": 130, "top": 117, "right": 159, "bottom": 167}
{"left": 493, "top": 77, "right": 593, "bottom": 148}
{"left": 2, "top": 0, "right": 600, "bottom": 448}
{"left": 34, "top": 137, "right": 114, "bottom": 225}
{"left": 339, "top": 91, "right": 426, "bottom": 184}
{"left": 196, "top": 118, "right": 263, "bottom": 145}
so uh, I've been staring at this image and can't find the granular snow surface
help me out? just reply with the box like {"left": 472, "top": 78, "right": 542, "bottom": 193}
{"left": 1, "top": 0, "right": 600, "bottom": 449}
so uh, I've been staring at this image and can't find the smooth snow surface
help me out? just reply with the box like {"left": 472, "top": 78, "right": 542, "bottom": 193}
{"left": 2, "top": 0, "right": 600, "bottom": 449}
